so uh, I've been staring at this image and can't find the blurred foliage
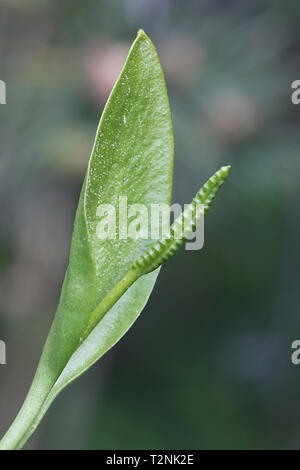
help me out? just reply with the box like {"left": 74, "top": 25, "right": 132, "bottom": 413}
{"left": 1, "top": 0, "right": 300, "bottom": 450}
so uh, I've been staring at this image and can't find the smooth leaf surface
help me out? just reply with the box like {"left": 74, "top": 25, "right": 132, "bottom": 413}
{"left": 38, "top": 28, "right": 174, "bottom": 380}
{"left": 0, "top": 30, "right": 231, "bottom": 451}
{"left": 0, "top": 30, "right": 174, "bottom": 449}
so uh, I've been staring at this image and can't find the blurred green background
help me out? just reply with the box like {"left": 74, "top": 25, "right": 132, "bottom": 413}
{"left": 1, "top": 0, "right": 300, "bottom": 450}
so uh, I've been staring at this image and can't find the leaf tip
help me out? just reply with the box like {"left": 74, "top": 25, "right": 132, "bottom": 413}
{"left": 136, "top": 29, "right": 152, "bottom": 44}
{"left": 220, "top": 165, "right": 231, "bottom": 177}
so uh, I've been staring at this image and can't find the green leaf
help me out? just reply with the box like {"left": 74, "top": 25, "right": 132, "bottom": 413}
{"left": 0, "top": 29, "right": 174, "bottom": 450}
{"left": 0, "top": 30, "right": 231, "bottom": 451}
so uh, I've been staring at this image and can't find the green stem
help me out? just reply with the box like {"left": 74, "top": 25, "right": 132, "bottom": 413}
{"left": 82, "top": 268, "right": 141, "bottom": 341}
{"left": 0, "top": 268, "right": 143, "bottom": 450}
{"left": 0, "top": 368, "right": 57, "bottom": 450}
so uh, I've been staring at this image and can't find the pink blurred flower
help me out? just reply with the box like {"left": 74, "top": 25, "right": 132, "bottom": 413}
{"left": 206, "top": 90, "right": 259, "bottom": 143}
{"left": 85, "top": 41, "right": 129, "bottom": 103}
{"left": 160, "top": 33, "right": 204, "bottom": 86}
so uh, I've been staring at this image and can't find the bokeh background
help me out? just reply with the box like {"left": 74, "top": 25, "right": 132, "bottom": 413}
{"left": 1, "top": 0, "right": 300, "bottom": 450}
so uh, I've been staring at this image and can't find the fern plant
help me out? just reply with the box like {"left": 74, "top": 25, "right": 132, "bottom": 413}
{"left": 0, "top": 30, "right": 230, "bottom": 450}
